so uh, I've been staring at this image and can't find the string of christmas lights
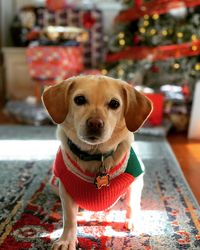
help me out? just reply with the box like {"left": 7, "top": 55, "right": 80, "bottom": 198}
{"left": 116, "top": 0, "right": 200, "bottom": 22}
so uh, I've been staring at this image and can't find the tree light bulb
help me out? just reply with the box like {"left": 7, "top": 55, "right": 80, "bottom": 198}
{"left": 173, "top": 63, "right": 180, "bottom": 69}
{"left": 139, "top": 27, "right": 146, "bottom": 34}
{"left": 152, "top": 13, "right": 159, "bottom": 20}
{"left": 194, "top": 63, "right": 200, "bottom": 71}
{"left": 192, "top": 45, "right": 198, "bottom": 51}
{"left": 144, "top": 14, "right": 149, "bottom": 20}
{"left": 101, "top": 69, "right": 108, "bottom": 75}
{"left": 119, "top": 39, "right": 126, "bottom": 46}
{"left": 191, "top": 35, "right": 197, "bottom": 41}
{"left": 143, "top": 20, "right": 149, "bottom": 27}
{"left": 118, "top": 69, "right": 124, "bottom": 76}
{"left": 150, "top": 29, "right": 156, "bottom": 35}
{"left": 177, "top": 32, "right": 183, "bottom": 38}
{"left": 162, "top": 30, "right": 168, "bottom": 36}
{"left": 118, "top": 32, "right": 124, "bottom": 39}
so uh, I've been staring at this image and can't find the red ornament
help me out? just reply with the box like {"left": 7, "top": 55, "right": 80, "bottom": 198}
{"left": 151, "top": 65, "right": 160, "bottom": 73}
{"left": 46, "top": 0, "right": 66, "bottom": 11}
{"left": 133, "top": 34, "right": 140, "bottom": 45}
{"left": 135, "top": 0, "right": 142, "bottom": 9}
{"left": 182, "top": 84, "right": 190, "bottom": 98}
{"left": 82, "top": 12, "right": 96, "bottom": 29}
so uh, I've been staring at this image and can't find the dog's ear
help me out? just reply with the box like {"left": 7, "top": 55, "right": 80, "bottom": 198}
{"left": 42, "top": 78, "right": 74, "bottom": 124}
{"left": 123, "top": 84, "right": 153, "bottom": 132}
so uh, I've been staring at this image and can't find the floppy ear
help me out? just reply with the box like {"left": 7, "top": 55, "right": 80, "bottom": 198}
{"left": 123, "top": 84, "right": 153, "bottom": 132}
{"left": 42, "top": 78, "right": 74, "bottom": 124}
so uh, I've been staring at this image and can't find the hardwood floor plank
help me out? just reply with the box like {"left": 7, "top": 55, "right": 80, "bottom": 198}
{"left": 168, "top": 134, "right": 200, "bottom": 205}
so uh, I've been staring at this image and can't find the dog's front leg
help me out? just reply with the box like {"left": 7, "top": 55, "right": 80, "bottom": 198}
{"left": 52, "top": 181, "right": 78, "bottom": 250}
{"left": 126, "top": 174, "right": 144, "bottom": 232}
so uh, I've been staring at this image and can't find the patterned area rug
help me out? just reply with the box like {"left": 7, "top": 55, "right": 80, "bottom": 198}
{"left": 0, "top": 126, "right": 200, "bottom": 250}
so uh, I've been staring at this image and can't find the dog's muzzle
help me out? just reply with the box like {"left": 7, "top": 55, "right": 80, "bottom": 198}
{"left": 86, "top": 117, "right": 104, "bottom": 140}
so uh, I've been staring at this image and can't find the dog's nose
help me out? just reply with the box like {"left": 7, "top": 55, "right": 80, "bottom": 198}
{"left": 87, "top": 118, "right": 104, "bottom": 130}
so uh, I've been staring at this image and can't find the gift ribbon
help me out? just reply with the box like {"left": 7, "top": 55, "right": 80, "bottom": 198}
{"left": 106, "top": 39, "right": 200, "bottom": 62}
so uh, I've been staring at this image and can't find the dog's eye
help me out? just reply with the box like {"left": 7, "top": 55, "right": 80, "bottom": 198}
{"left": 74, "top": 95, "right": 87, "bottom": 105}
{"left": 108, "top": 99, "right": 120, "bottom": 110}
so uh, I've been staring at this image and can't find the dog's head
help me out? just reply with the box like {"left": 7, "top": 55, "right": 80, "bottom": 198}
{"left": 42, "top": 75, "right": 152, "bottom": 145}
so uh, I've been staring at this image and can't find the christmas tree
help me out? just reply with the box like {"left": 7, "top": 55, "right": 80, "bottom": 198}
{"left": 105, "top": 0, "right": 200, "bottom": 97}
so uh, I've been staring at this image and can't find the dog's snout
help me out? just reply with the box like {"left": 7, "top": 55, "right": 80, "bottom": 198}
{"left": 87, "top": 118, "right": 104, "bottom": 130}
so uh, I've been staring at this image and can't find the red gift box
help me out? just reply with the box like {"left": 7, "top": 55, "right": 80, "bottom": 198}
{"left": 26, "top": 46, "right": 83, "bottom": 83}
{"left": 46, "top": 0, "right": 67, "bottom": 11}
{"left": 145, "top": 93, "right": 164, "bottom": 126}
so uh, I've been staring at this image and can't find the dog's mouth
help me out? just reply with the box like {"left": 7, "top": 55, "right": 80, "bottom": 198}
{"left": 79, "top": 134, "right": 104, "bottom": 145}
{"left": 88, "top": 136, "right": 98, "bottom": 141}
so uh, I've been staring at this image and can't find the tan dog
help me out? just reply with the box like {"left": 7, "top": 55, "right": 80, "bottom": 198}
{"left": 42, "top": 75, "right": 152, "bottom": 250}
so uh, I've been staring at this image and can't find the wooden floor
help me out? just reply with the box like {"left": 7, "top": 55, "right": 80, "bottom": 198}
{"left": 0, "top": 106, "right": 200, "bottom": 204}
{"left": 168, "top": 134, "right": 200, "bottom": 205}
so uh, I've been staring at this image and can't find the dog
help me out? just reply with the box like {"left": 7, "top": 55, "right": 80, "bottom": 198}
{"left": 42, "top": 75, "right": 152, "bottom": 250}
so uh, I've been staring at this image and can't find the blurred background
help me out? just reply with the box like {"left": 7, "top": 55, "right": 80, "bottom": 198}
{"left": 0, "top": 3, "right": 200, "bottom": 247}
{"left": 0, "top": 0, "right": 200, "bottom": 139}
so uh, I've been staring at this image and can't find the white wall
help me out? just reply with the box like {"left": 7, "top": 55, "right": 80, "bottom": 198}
{"left": 15, "top": 0, "right": 44, "bottom": 10}
{"left": 188, "top": 81, "right": 200, "bottom": 139}
{"left": 1, "top": 0, "right": 16, "bottom": 46}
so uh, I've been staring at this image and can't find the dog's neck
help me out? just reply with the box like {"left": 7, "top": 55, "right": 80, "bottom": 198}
{"left": 67, "top": 137, "right": 114, "bottom": 162}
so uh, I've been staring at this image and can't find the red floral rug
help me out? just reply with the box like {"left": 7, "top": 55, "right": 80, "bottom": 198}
{"left": 0, "top": 126, "right": 200, "bottom": 249}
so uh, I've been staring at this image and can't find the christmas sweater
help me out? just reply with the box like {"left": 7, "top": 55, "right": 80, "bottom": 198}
{"left": 53, "top": 147, "right": 144, "bottom": 211}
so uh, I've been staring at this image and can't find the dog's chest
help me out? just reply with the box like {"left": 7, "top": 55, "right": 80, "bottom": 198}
{"left": 61, "top": 148, "right": 130, "bottom": 183}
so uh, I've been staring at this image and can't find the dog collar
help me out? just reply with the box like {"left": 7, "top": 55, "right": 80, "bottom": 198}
{"left": 67, "top": 138, "right": 113, "bottom": 162}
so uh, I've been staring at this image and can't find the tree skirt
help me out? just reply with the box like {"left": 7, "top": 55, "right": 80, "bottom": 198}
{"left": 0, "top": 126, "right": 200, "bottom": 250}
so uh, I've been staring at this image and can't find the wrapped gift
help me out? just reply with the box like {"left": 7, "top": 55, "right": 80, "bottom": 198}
{"left": 46, "top": 0, "right": 75, "bottom": 11}
{"left": 46, "top": 0, "right": 66, "bottom": 11}
{"left": 5, "top": 100, "right": 50, "bottom": 125}
{"left": 36, "top": 7, "right": 104, "bottom": 68}
{"left": 26, "top": 46, "right": 83, "bottom": 82}
{"left": 11, "top": 7, "right": 103, "bottom": 67}
{"left": 145, "top": 93, "right": 164, "bottom": 126}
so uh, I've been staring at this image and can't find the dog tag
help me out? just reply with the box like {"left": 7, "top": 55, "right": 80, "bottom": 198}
{"left": 94, "top": 172, "right": 110, "bottom": 189}
{"left": 94, "top": 160, "right": 110, "bottom": 189}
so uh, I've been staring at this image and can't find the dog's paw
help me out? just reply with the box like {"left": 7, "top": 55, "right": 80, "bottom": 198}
{"left": 52, "top": 228, "right": 77, "bottom": 250}
{"left": 125, "top": 218, "right": 143, "bottom": 233}
{"left": 126, "top": 217, "right": 144, "bottom": 233}
{"left": 125, "top": 206, "right": 142, "bottom": 233}
{"left": 52, "top": 239, "right": 77, "bottom": 250}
